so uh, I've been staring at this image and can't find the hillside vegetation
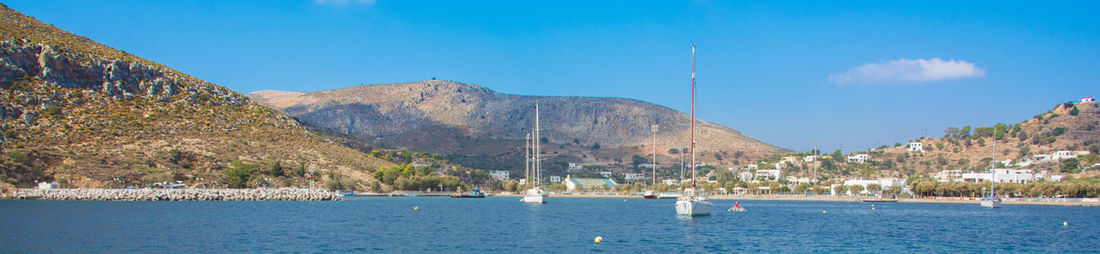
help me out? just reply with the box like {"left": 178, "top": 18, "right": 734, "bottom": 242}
{"left": 0, "top": 4, "right": 405, "bottom": 190}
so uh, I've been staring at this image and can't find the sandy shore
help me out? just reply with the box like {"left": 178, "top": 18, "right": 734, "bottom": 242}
{"left": 491, "top": 193, "right": 1099, "bottom": 206}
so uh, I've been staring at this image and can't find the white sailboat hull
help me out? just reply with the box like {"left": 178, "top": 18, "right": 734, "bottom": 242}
{"left": 521, "top": 188, "right": 547, "bottom": 203}
{"left": 980, "top": 199, "right": 1000, "bottom": 208}
{"left": 675, "top": 198, "right": 713, "bottom": 216}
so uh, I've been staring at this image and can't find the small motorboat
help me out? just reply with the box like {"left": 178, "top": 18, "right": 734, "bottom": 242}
{"left": 643, "top": 190, "right": 658, "bottom": 199}
{"left": 728, "top": 202, "right": 745, "bottom": 212}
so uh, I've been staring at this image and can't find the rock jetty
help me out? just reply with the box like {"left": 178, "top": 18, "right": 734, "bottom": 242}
{"left": 14, "top": 188, "right": 342, "bottom": 201}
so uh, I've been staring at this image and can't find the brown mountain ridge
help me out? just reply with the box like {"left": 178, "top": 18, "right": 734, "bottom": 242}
{"left": 250, "top": 80, "right": 791, "bottom": 171}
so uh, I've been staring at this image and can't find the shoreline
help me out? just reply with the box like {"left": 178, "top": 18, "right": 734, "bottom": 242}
{"left": 10, "top": 188, "right": 342, "bottom": 201}
{"left": 490, "top": 193, "right": 1099, "bottom": 206}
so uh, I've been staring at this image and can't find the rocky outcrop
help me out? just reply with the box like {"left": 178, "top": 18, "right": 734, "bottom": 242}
{"left": 14, "top": 188, "right": 343, "bottom": 201}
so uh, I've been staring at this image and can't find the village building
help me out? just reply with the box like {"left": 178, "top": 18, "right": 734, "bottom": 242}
{"left": 489, "top": 170, "right": 510, "bottom": 181}
{"left": 908, "top": 142, "right": 924, "bottom": 153}
{"left": 562, "top": 175, "right": 617, "bottom": 192}
{"left": 847, "top": 154, "right": 869, "bottom": 163}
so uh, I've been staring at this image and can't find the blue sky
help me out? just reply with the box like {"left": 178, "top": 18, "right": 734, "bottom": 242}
{"left": 8, "top": 0, "right": 1098, "bottom": 152}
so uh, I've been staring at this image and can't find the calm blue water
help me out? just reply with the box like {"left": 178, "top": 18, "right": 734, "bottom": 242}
{"left": 2, "top": 197, "right": 1098, "bottom": 253}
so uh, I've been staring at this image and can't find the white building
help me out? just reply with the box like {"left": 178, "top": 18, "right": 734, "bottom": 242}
{"left": 934, "top": 170, "right": 964, "bottom": 182}
{"left": 908, "top": 142, "right": 923, "bottom": 153}
{"left": 638, "top": 163, "right": 656, "bottom": 169}
{"left": 663, "top": 179, "right": 679, "bottom": 185}
{"left": 755, "top": 170, "right": 782, "bottom": 181}
{"left": 780, "top": 156, "right": 800, "bottom": 163}
{"left": 837, "top": 178, "right": 908, "bottom": 195}
{"left": 490, "top": 170, "right": 510, "bottom": 181}
{"left": 737, "top": 171, "right": 755, "bottom": 182}
{"left": 624, "top": 173, "right": 646, "bottom": 181}
{"left": 568, "top": 163, "right": 584, "bottom": 170}
{"left": 786, "top": 176, "right": 812, "bottom": 185}
{"left": 563, "top": 175, "right": 617, "bottom": 192}
{"left": 745, "top": 164, "right": 759, "bottom": 170}
{"left": 37, "top": 182, "right": 59, "bottom": 189}
{"left": 598, "top": 171, "right": 613, "bottom": 178}
{"left": 1051, "top": 151, "right": 1077, "bottom": 160}
{"left": 960, "top": 169, "right": 1062, "bottom": 184}
{"left": 549, "top": 175, "right": 561, "bottom": 183}
{"left": 1083, "top": 97, "right": 1094, "bottom": 103}
{"left": 803, "top": 155, "right": 818, "bottom": 162}
{"left": 847, "top": 154, "right": 869, "bottom": 163}
{"left": 773, "top": 162, "right": 786, "bottom": 170}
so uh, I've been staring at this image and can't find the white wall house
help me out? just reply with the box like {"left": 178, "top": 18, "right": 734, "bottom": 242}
{"left": 1083, "top": 97, "right": 1094, "bottom": 103}
{"left": 908, "top": 142, "right": 924, "bottom": 153}
{"left": 37, "top": 182, "right": 59, "bottom": 190}
{"left": 745, "top": 164, "right": 759, "bottom": 170}
{"left": 549, "top": 176, "right": 562, "bottom": 183}
{"left": 803, "top": 155, "right": 817, "bottom": 162}
{"left": 755, "top": 170, "right": 782, "bottom": 181}
{"left": 961, "top": 169, "right": 1062, "bottom": 184}
{"left": 847, "top": 154, "right": 869, "bottom": 163}
{"left": 624, "top": 173, "right": 646, "bottom": 181}
{"left": 490, "top": 170, "right": 510, "bottom": 181}
{"left": 737, "top": 171, "right": 755, "bottom": 182}
{"left": 663, "top": 179, "right": 679, "bottom": 185}
{"left": 934, "top": 170, "right": 964, "bottom": 182}
{"left": 1051, "top": 151, "right": 1077, "bottom": 160}
{"left": 599, "top": 171, "right": 613, "bottom": 178}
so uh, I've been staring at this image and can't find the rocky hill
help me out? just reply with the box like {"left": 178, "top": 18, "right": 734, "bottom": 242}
{"left": 250, "top": 80, "right": 790, "bottom": 171}
{"left": 0, "top": 4, "right": 395, "bottom": 190}
{"left": 772, "top": 99, "right": 1100, "bottom": 181}
{"left": 883, "top": 100, "right": 1100, "bottom": 175}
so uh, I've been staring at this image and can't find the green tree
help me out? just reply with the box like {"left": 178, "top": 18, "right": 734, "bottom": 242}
{"left": 849, "top": 184, "right": 865, "bottom": 195}
{"left": 592, "top": 143, "right": 601, "bottom": 150}
{"left": 225, "top": 160, "right": 258, "bottom": 188}
{"left": 1062, "top": 158, "right": 1080, "bottom": 172}
{"left": 632, "top": 154, "right": 648, "bottom": 168}
{"left": 1070, "top": 106, "right": 1080, "bottom": 116}
{"left": 270, "top": 161, "right": 284, "bottom": 177}
{"left": 834, "top": 185, "right": 849, "bottom": 196}
{"left": 867, "top": 183, "right": 882, "bottom": 194}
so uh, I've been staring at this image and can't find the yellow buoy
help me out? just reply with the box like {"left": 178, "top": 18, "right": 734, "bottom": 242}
{"left": 1064, "top": 221, "right": 1068, "bottom": 226}
{"left": 414, "top": 206, "right": 419, "bottom": 210}
{"left": 823, "top": 210, "right": 827, "bottom": 214}
{"left": 594, "top": 236, "right": 603, "bottom": 243}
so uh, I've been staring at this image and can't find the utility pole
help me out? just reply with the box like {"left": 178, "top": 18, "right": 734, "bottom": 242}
{"left": 652, "top": 124, "right": 659, "bottom": 186}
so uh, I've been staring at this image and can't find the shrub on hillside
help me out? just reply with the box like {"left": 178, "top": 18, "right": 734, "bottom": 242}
{"left": 225, "top": 160, "right": 258, "bottom": 188}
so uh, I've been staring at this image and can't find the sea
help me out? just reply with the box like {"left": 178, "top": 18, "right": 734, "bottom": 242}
{"left": 2, "top": 197, "right": 1098, "bottom": 253}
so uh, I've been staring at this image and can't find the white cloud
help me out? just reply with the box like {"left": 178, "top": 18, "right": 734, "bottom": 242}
{"left": 828, "top": 58, "right": 986, "bottom": 85}
{"left": 313, "top": 0, "right": 376, "bottom": 5}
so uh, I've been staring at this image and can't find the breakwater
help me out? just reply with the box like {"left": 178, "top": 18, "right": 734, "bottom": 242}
{"left": 14, "top": 188, "right": 342, "bottom": 201}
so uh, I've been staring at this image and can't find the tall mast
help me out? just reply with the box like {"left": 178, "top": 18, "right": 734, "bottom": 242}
{"left": 525, "top": 133, "right": 531, "bottom": 188}
{"left": 535, "top": 104, "right": 541, "bottom": 187}
{"left": 690, "top": 44, "right": 697, "bottom": 189}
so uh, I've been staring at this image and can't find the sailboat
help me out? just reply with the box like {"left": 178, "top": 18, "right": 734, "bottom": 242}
{"left": 980, "top": 128, "right": 1001, "bottom": 208}
{"left": 675, "top": 44, "right": 713, "bottom": 217}
{"left": 522, "top": 104, "right": 548, "bottom": 203}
